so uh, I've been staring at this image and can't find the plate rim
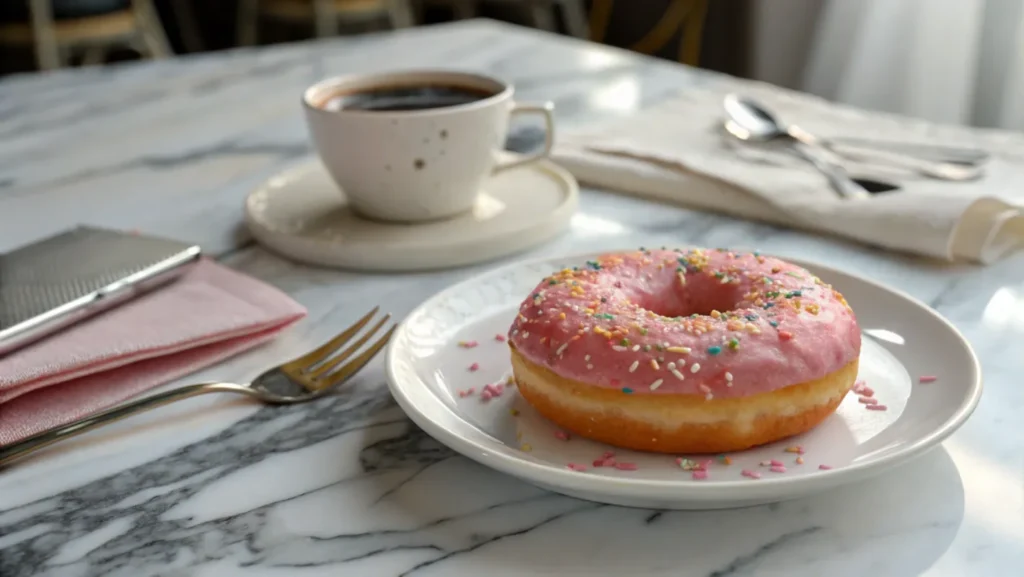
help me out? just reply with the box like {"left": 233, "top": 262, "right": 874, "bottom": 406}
{"left": 385, "top": 249, "right": 983, "bottom": 500}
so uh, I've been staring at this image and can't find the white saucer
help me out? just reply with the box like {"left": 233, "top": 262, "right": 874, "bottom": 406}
{"left": 386, "top": 251, "right": 982, "bottom": 510}
{"left": 244, "top": 158, "right": 578, "bottom": 271}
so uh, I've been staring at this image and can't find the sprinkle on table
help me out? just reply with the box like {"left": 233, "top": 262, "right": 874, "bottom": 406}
{"left": 718, "top": 454, "right": 733, "bottom": 465}
{"left": 784, "top": 445, "right": 804, "bottom": 454}
{"left": 468, "top": 362, "right": 480, "bottom": 372}
{"left": 458, "top": 387, "right": 475, "bottom": 398}
{"left": 554, "top": 430, "right": 571, "bottom": 441}
{"left": 692, "top": 470, "right": 709, "bottom": 480}
{"left": 866, "top": 404, "right": 888, "bottom": 411}
{"left": 769, "top": 459, "right": 784, "bottom": 467}
{"left": 458, "top": 340, "right": 479, "bottom": 348}
{"left": 796, "top": 456, "right": 805, "bottom": 465}
{"left": 566, "top": 463, "right": 587, "bottom": 472}
{"left": 819, "top": 464, "right": 833, "bottom": 470}
{"left": 520, "top": 443, "right": 533, "bottom": 452}
{"left": 494, "top": 334, "right": 507, "bottom": 342}
{"left": 858, "top": 396, "right": 878, "bottom": 405}
{"left": 919, "top": 375, "right": 938, "bottom": 383}
{"left": 509, "top": 408, "right": 520, "bottom": 416}
{"left": 770, "top": 465, "right": 787, "bottom": 473}
{"left": 614, "top": 462, "right": 638, "bottom": 471}
{"left": 741, "top": 469, "right": 762, "bottom": 480}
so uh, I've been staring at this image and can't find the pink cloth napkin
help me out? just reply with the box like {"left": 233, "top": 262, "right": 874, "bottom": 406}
{"left": 0, "top": 259, "right": 306, "bottom": 445}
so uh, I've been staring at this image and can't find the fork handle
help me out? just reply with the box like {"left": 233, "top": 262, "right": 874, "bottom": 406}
{"left": 0, "top": 382, "right": 255, "bottom": 468}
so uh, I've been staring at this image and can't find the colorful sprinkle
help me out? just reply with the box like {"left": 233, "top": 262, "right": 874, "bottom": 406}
{"left": 778, "top": 330, "right": 793, "bottom": 341}
{"left": 690, "top": 363, "right": 701, "bottom": 373}
{"left": 919, "top": 375, "right": 938, "bottom": 383}
{"left": 707, "top": 346, "right": 722, "bottom": 355}
{"left": 692, "top": 470, "right": 709, "bottom": 480}
{"left": 866, "top": 404, "right": 888, "bottom": 411}
{"left": 468, "top": 362, "right": 479, "bottom": 372}
{"left": 796, "top": 456, "right": 804, "bottom": 465}
{"left": 770, "top": 465, "right": 787, "bottom": 473}
{"left": 494, "top": 334, "right": 507, "bottom": 342}
{"left": 458, "top": 340, "right": 478, "bottom": 348}
{"left": 784, "top": 445, "right": 804, "bottom": 454}
{"left": 666, "top": 346, "right": 691, "bottom": 354}
{"left": 649, "top": 378, "right": 664, "bottom": 391}
{"left": 770, "top": 459, "right": 784, "bottom": 467}
{"left": 858, "top": 396, "right": 878, "bottom": 405}
{"left": 629, "top": 360, "right": 639, "bottom": 373}
{"left": 614, "top": 462, "right": 638, "bottom": 471}
{"left": 819, "top": 464, "right": 833, "bottom": 470}
{"left": 566, "top": 463, "right": 587, "bottom": 472}
{"left": 520, "top": 443, "right": 533, "bottom": 452}
{"left": 458, "top": 388, "right": 475, "bottom": 398}
{"left": 509, "top": 408, "right": 520, "bottom": 416}
{"left": 622, "top": 387, "right": 634, "bottom": 394}
{"left": 718, "top": 454, "right": 733, "bottom": 465}
{"left": 741, "top": 469, "right": 762, "bottom": 480}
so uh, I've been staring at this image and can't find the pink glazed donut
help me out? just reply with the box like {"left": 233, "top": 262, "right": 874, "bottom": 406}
{"left": 508, "top": 248, "right": 861, "bottom": 453}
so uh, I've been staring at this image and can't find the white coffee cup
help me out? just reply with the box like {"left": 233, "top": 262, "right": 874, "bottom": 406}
{"left": 302, "top": 70, "right": 555, "bottom": 222}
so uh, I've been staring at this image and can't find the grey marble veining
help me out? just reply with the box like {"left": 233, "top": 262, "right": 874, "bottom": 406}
{"left": 2, "top": 19, "right": 1023, "bottom": 577}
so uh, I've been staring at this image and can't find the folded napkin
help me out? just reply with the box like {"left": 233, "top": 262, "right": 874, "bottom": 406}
{"left": 554, "top": 79, "right": 1024, "bottom": 263}
{"left": 0, "top": 259, "right": 306, "bottom": 445}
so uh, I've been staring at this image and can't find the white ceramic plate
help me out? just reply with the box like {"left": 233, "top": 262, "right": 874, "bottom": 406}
{"left": 386, "top": 251, "right": 982, "bottom": 509}
{"left": 244, "top": 157, "right": 578, "bottom": 272}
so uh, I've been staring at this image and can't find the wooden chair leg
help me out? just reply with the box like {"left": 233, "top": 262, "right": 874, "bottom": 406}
{"left": 133, "top": 0, "right": 174, "bottom": 58}
{"left": 449, "top": 0, "right": 476, "bottom": 19}
{"left": 312, "top": 0, "right": 340, "bottom": 37}
{"left": 28, "top": 0, "right": 62, "bottom": 70}
{"left": 559, "top": 0, "right": 589, "bottom": 39}
{"left": 81, "top": 45, "right": 108, "bottom": 66}
{"left": 386, "top": 0, "right": 416, "bottom": 28}
{"left": 237, "top": 0, "right": 261, "bottom": 45}
{"left": 528, "top": 0, "right": 558, "bottom": 32}
{"left": 169, "top": 0, "right": 204, "bottom": 52}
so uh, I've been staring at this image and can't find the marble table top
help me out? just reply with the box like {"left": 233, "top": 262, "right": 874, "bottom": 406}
{"left": 1, "top": 19, "right": 1022, "bottom": 577}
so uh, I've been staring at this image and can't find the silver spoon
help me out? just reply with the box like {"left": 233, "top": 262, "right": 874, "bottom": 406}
{"left": 723, "top": 97, "right": 871, "bottom": 200}
{"left": 723, "top": 94, "right": 982, "bottom": 181}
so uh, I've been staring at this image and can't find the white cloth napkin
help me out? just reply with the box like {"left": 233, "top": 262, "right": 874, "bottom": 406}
{"left": 554, "top": 79, "right": 1024, "bottom": 263}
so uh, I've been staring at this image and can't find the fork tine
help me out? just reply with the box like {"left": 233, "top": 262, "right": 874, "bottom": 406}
{"left": 285, "top": 306, "right": 379, "bottom": 370}
{"left": 306, "top": 313, "right": 391, "bottom": 377}
{"left": 315, "top": 324, "right": 396, "bottom": 390}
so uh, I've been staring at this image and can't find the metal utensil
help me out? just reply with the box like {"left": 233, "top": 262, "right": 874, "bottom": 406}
{"left": 829, "top": 137, "right": 990, "bottom": 167}
{"left": 724, "top": 116, "right": 871, "bottom": 200}
{"left": 0, "top": 307, "right": 395, "bottom": 467}
{"left": 723, "top": 94, "right": 983, "bottom": 181}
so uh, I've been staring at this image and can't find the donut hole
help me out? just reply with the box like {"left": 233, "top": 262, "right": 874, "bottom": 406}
{"left": 625, "top": 274, "right": 744, "bottom": 318}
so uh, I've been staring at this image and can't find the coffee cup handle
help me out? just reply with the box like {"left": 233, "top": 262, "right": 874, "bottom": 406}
{"left": 493, "top": 101, "right": 555, "bottom": 173}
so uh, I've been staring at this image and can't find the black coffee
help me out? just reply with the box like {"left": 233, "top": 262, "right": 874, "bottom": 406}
{"left": 318, "top": 84, "right": 496, "bottom": 112}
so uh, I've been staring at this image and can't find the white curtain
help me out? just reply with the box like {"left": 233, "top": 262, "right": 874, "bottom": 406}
{"left": 801, "top": 0, "right": 1024, "bottom": 130}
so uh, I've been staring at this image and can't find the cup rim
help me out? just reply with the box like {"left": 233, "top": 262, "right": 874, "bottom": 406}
{"left": 302, "top": 69, "right": 514, "bottom": 117}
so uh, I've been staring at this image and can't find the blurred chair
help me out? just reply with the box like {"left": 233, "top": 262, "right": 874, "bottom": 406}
{"left": 590, "top": 0, "right": 708, "bottom": 66}
{"left": 0, "top": 0, "right": 175, "bottom": 70}
{"left": 429, "top": 0, "right": 588, "bottom": 38}
{"left": 237, "top": 0, "right": 416, "bottom": 45}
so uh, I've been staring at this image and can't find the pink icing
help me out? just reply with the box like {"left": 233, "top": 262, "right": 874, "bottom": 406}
{"left": 508, "top": 248, "right": 861, "bottom": 398}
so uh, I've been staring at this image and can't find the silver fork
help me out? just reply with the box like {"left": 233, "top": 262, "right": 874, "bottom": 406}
{"left": 0, "top": 307, "right": 395, "bottom": 468}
